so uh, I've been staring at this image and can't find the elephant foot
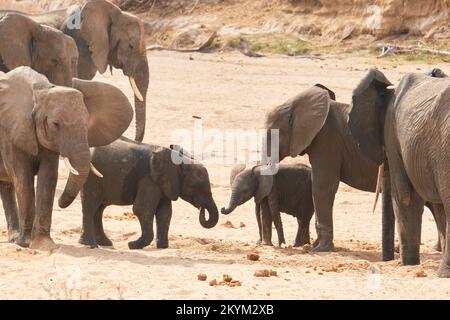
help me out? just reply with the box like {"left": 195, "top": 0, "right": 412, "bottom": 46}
{"left": 293, "top": 239, "right": 310, "bottom": 247}
{"left": 256, "top": 238, "right": 262, "bottom": 245}
{"left": 78, "top": 234, "right": 98, "bottom": 249}
{"left": 156, "top": 239, "right": 169, "bottom": 249}
{"left": 7, "top": 230, "right": 20, "bottom": 243}
{"left": 30, "top": 236, "right": 58, "bottom": 252}
{"left": 437, "top": 263, "right": 450, "bottom": 278}
{"left": 95, "top": 235, "right": 113, "bottom": 247}
{"left": 128, "top": 238, "right": 151, "bottom": 250}
{"left": 433, "top": 241, "right": 442, "bottom": 252}
{"left": 311, "top": 240, "right": 334, "bottom": 252}
{"left": 15, "top": 233, "right": 31, "bottom": 248}
{"left": 400, "top": 253, "right": 420, "bottom": 266}
{"left": 261, "top": 240, "right": 273, "bottom": 246}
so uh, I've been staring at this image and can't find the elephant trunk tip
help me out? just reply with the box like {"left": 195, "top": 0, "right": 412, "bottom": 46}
{"left": 58, "top": 194, "right": 75, "bottom": 209}
{"left": 221, "top": 207, "right": 232, "bottom": 215}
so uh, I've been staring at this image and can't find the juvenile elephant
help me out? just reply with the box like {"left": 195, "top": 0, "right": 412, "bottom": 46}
{"left": 221, "top": 163, "right": 314, "bottom": 247}
{"left": 80, "top": 137, "right": 219, "bottom": 249}
{"left": 1, "top": 0, "right": 150, "bottom": 141}
{"left": 0, "top": 67, "right": 133, "bottom": 250}
{"left": 347, "top": 69, "right": 450, "bottom": 277}
{"left": 263, "top": 84, "right": 438, "bottom": 260}
{"left": 0, "top": 13, "right": 77, "bottom": 86}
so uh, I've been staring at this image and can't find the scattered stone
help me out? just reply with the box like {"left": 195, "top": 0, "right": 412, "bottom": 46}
{"left": 415, "top": 270, "right": 427, "bottom": 278}
{"left": 222, "top": 221, "right": 236, "bottom": 229}
{"left": 223, "top": 274, "right": 233, "bottom": 282}
{"left": 254, "top": 269, "right": 277, "bottom": 277}
{"left": 197, "top": 273, "right": 207, "bottom": 281}
{"left": 209, "top": 279, "right": 218, "bottom": 286}
{"left": 239, "top": 222, "right": 246, "bottom": 228}
{"left": 246, "top": 252, "right": 260, "bottom": 261}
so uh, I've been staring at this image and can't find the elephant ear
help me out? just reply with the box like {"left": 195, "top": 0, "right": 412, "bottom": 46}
{"left": 150, "top": 147, "right": 181, "bottom": 201}
{"left": 79, "top": 1, "right": 120, "bottom": 74}
{"left": 0, "top": 14, "right": 36, "bottom": 70}
{"left": 72, "top": 78, "right": 133, "bottom": 146}
{"left": 253, "top": 166, "right": 274, "bottom": 204}
{"left": 348, "top": 69, "right": 393, "bottom": 165}
{"left": 0, "top": 67, "right": 39, "bottom": 156}
{"left": 289, "top": 85, "right": 332, "bottom": 157}
{"left": 229, "top": 164, "right": 246, "bottom": 186}
{"left": 314, "top": 84, "right": 336, "bottom": 101}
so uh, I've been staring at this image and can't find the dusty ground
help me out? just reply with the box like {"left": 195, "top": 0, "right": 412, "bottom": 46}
{"left": 1, "top": 50, "right": 450, "bottom": 299}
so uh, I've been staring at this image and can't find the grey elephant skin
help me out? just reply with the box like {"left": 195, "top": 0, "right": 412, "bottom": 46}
{"left": 222, "top": 164, "right": 314, "bottom": 247}
{"left": 0, "top": 13, "right": 77, "bottom": 86}
{"left": 80, "top": 137, "right": 219, "bottom": 249}
{"left": 264, "top": 84, "right": 438, "bottom": 260}
{"left": 0, "top": 67, "right": 133, "bottom": 250}
{"left": 347, "top": 69, "right": 450, "bottom": 277}
{"left": 1, "top": 0, "right": 149, "bottom": 142}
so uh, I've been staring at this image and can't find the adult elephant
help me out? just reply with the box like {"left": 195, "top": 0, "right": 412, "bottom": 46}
{"left": 0, "top": 0, "right": 150, "bottom": 141}
{"left": 0, "top": 67, "right": 133, "bottom": 250}
{"left": 263, "top": 84, "right": 437, "bottom": 260}
{"left": 0, "top": 13, "right": 78, "bottom": 86}
{"left": 347, "top": 69, "right": 450, "bottom": 277}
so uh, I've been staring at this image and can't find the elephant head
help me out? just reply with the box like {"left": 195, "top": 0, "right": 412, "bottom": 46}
{"left": 75, "top": 0, "right": 149, "bottom": 141}
{"left": 0, "top": 66, "right": 133, "bottom": 208}
{"left": 0, "top": 13, "right": 77, "bottom": 86}
{"left": 221, "top": 165, "right": 273, "bottom": 215}
{"left": 264, "top": 85, "right": 336, "bottom": 161}
{"left": 149, "top": 148, "right": 219, "bottom": 229}
{"left": 346, "top": 69, "right": 394, "bottom": 165}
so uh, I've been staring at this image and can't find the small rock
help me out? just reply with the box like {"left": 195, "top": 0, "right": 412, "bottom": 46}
{"left": 415, "top": 270, "right": 427, "bottom": 278}
{"left": 197, "top": 273, "right": 207, "bottom": 281}
{"left": 254, "top": 269, "right": 277, "bottom": 277}
{"left": 209, "top": 279, "right": 218, "bottom": 286}
{"left": 221, "top": 221, "right": 236, "bottom": 229}
{"left": 223, "top": 274, "right": 233, "bottom": 282}
{"left": 246, "top": 252, "right": 260, "bottom": 261}
{"left": 239, "top": 222, "right": 246, "bottom": 228}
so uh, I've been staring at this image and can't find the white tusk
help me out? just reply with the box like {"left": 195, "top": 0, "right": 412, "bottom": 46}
{"left": 62, "top": 157, "right": 79, "bottom": 176}
{"left": 90, "top": 163, "right": 103, "bottom": 178}
{"left": 128, "top": 76, "right": 144, "bottom": 102}
{"left": 372, "top": 163, "right": 384, "bottom": 213}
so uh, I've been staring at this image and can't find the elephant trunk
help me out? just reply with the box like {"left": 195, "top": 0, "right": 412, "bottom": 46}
{"left": 199, "top": 201, "right": 219, "bottom": 229}
{"left": 221, "top": 188, "right": 240, "bottom": 215}
{"left": 58, "top": 146, "right": 91, "bottom": 208}
{"left": 131, "top": 55, "right": 149, "bottom": 142}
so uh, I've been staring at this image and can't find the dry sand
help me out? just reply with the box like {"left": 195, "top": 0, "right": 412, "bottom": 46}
{"left": 0, "top": 51, "right": 449, "bottom": 299}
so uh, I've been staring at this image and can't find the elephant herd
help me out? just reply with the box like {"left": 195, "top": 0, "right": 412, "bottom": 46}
{"left": 0, "top": 0, "right": 449, "bottom": 278}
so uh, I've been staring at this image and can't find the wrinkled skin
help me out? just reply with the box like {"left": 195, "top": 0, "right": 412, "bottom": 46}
{"left": 0, "top": 13, "right": 77, "bottom": 86}
{"left": 347, "top": 69, "right": 450, "bottom": 277}
{"left": 263, "top": 84, "right": 438, "bottom": 260}
{"left": 1, "top": 0, "right": 150, "bottom": 141}
{"left": 221, "top": 164, "right": 314, "bottom": 247}
{"left": 80, "top": 137, "right": 219, "bottom": 249}
{"left": 0, "top": 67, "right": 133, "bottom": 250}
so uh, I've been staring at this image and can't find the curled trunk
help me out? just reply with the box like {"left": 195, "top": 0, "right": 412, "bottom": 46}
{"left": 199, "top": 201, "right": 219, "bottom": 229}
{"left": 58, "top": 147, "right": 90, "bottom": 208}
{"left": 221, "top": 189, "right": 240, "bottom": 215}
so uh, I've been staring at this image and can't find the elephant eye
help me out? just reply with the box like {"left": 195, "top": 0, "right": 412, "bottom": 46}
{"left": 52, "top": 121, "right": 60, "bottom": 130}
{"left": 129, "top": 44, "right": 134, "bottom": 49}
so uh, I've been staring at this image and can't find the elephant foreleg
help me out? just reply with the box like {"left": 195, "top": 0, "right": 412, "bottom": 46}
{"left": 12, "top": 164, "right": 35, "bottom": 248}
{"left": 0, "top": 181, "right": 19, "bottom": 242}
{"left": 382, "top": 163, "right": 395, "bottom": 261}
{"left": 260, "top": 199, "right": 273, "bottom": 246}
{"left": 267, "top": 192, "right": 285, "bottom": 246}
{"left": 255, "top": 202, "right": 262, "bottom": 244}
{"left": 294, "top": 217, "right": 310, "bottom": 247}
{"left": 31, "top": 155, "right": 59, "bottom": 250}
{"left": 155, "top": 199, "right": 172, "bottom": 249}
{"left": 94, "top": 205, "right": 112, "bottom": 247}
{"left": 310, "top": 169, "right": 339, "bottom": 252}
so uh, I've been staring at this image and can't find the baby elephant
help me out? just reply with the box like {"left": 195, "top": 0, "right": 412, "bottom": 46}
{"left": 221, "top": 163, "right": 314, "bottom": 247}
{"left": 80, "top": 137, "right": 219, "bottom": 249}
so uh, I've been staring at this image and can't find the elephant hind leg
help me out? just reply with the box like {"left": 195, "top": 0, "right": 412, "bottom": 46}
{"left": 437, "top": 198, "right": 450, "bottom": 278}
{"left": 79, "top": 194, "right": 101, "bottom": 248}
{"left": 0, "top": 181, "right": 19, "bottom": 243}
{"left": 155, "top": 199, "right": 172, "bottom": 249}
{"left": 431, "top": 203, "right": 446, "bottom": 252}
{"left": 93, "top": 205, "right": 113, "bottom": 247}
{"left": 294, "top": 217, "right": 310, "bottom": 247}
{"left": 128, "top": 209, "right": 155, "bottom": 250}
